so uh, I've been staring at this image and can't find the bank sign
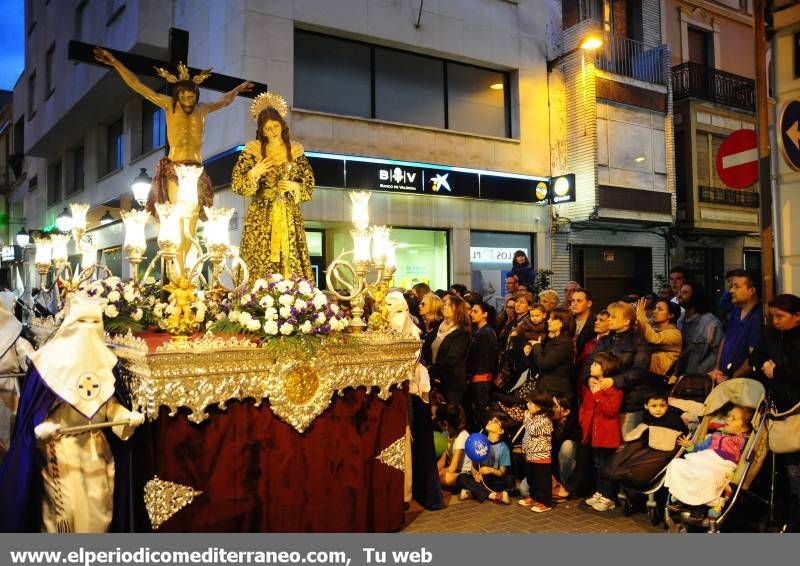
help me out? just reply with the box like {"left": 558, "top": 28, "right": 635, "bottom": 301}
{"left": 305, "top": 152, "right": 573, "bottom": 204}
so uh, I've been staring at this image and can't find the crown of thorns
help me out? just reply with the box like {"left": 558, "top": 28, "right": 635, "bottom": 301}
{"left": 250, "top": 92, "right": 289, "bottom": 120}
{"left": 153, "top": 62, "right": 212, "bottom": 85}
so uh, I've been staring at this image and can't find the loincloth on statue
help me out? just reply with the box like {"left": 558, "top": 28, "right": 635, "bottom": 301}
{"left": 146, "top": 157, "right": 214, "bottom": 221}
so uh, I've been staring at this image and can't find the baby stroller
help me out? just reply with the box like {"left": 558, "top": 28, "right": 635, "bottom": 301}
{"left": 663, "top": 378, "right": 769, "bottom": 533}
{"left": 616, "top": 373, "right": 713, "bottom": 525}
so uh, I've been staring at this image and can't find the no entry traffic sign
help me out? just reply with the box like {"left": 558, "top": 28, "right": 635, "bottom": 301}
{"left": 715, "top": 129, "right": 759, "bottom": 189}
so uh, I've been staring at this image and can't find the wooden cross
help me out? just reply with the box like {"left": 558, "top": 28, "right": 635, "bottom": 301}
{"left": 68, "top": 27, "right": 268, "bottom": 98}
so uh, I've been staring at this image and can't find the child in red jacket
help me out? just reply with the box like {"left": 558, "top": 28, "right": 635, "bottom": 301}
{"left": 579, "top": 351, "right": 623, "bottom": 512}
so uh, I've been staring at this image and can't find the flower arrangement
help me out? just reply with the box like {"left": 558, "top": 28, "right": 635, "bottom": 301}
{"left": 76, "top": 276, "right": 147, "bottom": 334}
{"left": 212, "top": 274, "right": 348, "bottom": 339}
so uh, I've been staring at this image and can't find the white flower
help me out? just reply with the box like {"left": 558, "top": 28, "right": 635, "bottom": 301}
{"left": 154, "top": 305, "right": 163, "bottom": 318}
{"left": 312, "top": 292, "right": 328, "bottom": 309}
{"left": 229, "top": 310, "right": 240, "bottom": 322}
{"left": 240, "top": 294, "right": 254, "bottom": 306}
{"left": 298, "top": 281, "right": 312, "bottom": 296}
{"left": 330, "top": 304, "right": 340, "bottom": 314}
{"left": 294, "top": 299, "right": 307, "bottom": 311}
{"left": 246, "top": 319, "right": 261, "bottom": 331}
{"left": 279, "top": 306, "right": 292, "bottom": 319}
{"left": 269, "top": 273, "right": 284, "bottom": 282}
{"left": 104, "top": 305, "right": 119, "bottom": 318}
{"left": 278, "top": 294, "right": 294, "bottom": 307}
{"left": 107, "top": 290, "right": 121, "bottom": 302}
{"left": 263, "top": 320, "right": 279, "bottom": 335}
{"left": 165, "top": 304, "right": 177, "bottom": 315}
{"left": 147, "top": 296, "right": 156, "bottom": 306}
{"left": 264, "top": 307, "right": 278, "bottom": 320}
{"left": 144, "top": 276, "right": 156, "bottom": 285}
{"left": 252, "top": 278, "right": 269, "bottom": 292}
{"left": 276, "top": 280, "right": 292, "bottom": 293}
{"left": 259, "top": 294, "right": 275, "bottom": 308}
{"left": 238, "top": 311, "right": 252, "bottom": 324}
{"left": 279, "top": 322, "right": 294, "bottom": 335}
{"left": 106, "top": 276, "right": 121, "bottom": 286}
{"left": 315, "top": 313, "right": 327, "bottom": 326}
{"left": 132, "top": 308, "right": 143, "bottom": 321}
{"left": 216, "top": 312, "right": 226, "bottom": 321}
{"left": 300, "top": 321, "right": 313, "bottom": 334}
{"left": 123, "top": 290, "right": 136, "bottom": 303}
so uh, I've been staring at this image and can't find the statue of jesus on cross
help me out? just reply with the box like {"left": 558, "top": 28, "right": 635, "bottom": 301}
{"left": 93, "top": 47, "right": 253, "bottom": 273}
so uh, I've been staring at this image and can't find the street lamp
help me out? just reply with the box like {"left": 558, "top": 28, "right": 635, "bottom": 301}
{"left": 580, "top": 34, "right": 604, "bottom": 51}
{"left": 16, "top": 227, "right": 30, "bottom": 247}
{"left": 132, "top": 168, "right": 152, "bottom": 207}
{"left": 55, "top": 207, "right": 74, "bottom": 233}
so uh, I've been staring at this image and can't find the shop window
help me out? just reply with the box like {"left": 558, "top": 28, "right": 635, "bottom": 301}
{"left": 469, "top": 231, "right": 533, "bottom": 313}
{"left": 294, "top": 30, "right": 511, "bottom": 137}
{"left": 141, "top": 99, "right": 166, "bottom": 155}
{"left": 66, "top": 144, "right": 84, "bottom": 196}
{"left": 27, "top": 71, "right": 36, "bottom": 118}
{"left": 294, "top": 31, "right": 371, "bottom": 119}
{"left": 45, "top": 43, "right": 55, "bottom": 98}
{"left": 447, "top": 62, "right": 508, "bottom": 138}
{"left": 375, "top": 48, "right": 444, "bottom": 128}
{"left": 328, "top": 225, "right": 448, "bottom": 291}
{"left": 47, "top": 160, "right": 62, "bottom": 206}
{"left": 105, "top": 117, "right": 124, "bottom": 174}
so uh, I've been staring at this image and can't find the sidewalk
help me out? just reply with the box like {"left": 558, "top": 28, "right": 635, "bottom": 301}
{"left": 402, "top": 495, "right": 662, "bottom": 533}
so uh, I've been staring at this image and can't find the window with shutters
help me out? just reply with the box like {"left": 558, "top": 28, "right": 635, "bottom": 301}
{"left": 695, "top": 132, "right": 710, "bottom": 187}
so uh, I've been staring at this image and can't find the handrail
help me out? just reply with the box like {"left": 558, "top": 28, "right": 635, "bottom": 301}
{"left": 672, "top": 62, "right": 755, "bottom": 112}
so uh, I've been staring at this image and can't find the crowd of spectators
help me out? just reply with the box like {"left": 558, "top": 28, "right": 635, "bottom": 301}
{"left": 394, "top": 252, "right": 800, "bottom": 531}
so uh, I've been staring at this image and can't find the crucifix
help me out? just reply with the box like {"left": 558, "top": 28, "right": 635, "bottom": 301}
{"left": 68, "top": 28, "right": 267, "bottom": 274}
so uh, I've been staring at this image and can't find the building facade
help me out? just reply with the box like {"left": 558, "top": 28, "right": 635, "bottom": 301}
{"left": 12, "top": 0, "right": 557, "bottom": 305}
{"left": 548, "top": 0, "right": 675, "bottom": 308}
{"left": 770, "top": 0, "right": 800, "bottom": 294}
{"left": 665, "top": 0, "right": 760, "bottom": 305}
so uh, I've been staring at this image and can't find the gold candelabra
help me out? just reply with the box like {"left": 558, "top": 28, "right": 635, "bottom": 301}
{"left": 326, "top": 192, "right": 397, "bottom": 331}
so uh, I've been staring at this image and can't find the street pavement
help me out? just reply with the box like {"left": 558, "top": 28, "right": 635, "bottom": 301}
{"left": 402, "top": 494, "right": 662, "bottom": 533}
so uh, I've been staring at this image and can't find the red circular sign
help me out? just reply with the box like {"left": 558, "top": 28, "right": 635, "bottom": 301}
{"left": 715, "top": 129, "right": 758, "bottom": 189}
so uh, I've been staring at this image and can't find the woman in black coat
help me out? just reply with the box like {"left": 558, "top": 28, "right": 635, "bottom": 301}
{"left": 529, "top": 307, "right": 576, "bottom": 396}
{"left": 750, "top": 294, "right": 800, "bottom": 532}
{"left": 427, "top": 294, "right": 471, "bottom": 406}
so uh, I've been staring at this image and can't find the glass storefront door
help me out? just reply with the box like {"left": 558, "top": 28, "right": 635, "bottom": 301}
{"left": 469, "top": 231, "right": 533, "bottom": 313}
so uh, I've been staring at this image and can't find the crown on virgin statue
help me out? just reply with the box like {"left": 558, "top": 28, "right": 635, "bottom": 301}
{"left": 250, "top": 92, "right": 289, "bottom": 120}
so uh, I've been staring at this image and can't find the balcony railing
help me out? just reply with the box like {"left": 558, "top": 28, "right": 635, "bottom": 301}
{"left": 672, "top": 62, "right": 755, "bottom": 112}
{"left": 596, "top": 34, "right": 667, "bottom": 85}
{"left": 699, "top": 186, "right": 759, "bottom": 208}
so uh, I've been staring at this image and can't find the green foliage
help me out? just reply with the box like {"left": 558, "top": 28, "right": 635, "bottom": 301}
{"left": 534, "top": 269, "right": 554, "bottom": 295}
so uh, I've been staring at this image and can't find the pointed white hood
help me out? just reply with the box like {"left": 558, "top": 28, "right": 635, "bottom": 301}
{"left": 29, "top": 295, "right": 118, "bottom": 419}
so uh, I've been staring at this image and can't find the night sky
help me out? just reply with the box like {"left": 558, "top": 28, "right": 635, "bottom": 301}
{"left": 0, "top": 0, "right": 24, "bottom": 91}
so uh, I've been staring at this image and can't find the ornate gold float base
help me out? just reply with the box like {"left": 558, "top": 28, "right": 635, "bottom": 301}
{"left": 111, "top": 331, "right": 420, "bottom": 433}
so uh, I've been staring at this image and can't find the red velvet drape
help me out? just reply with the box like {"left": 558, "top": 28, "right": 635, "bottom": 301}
{"left": 132, "top": 386, "right": 407, "bottom": 532}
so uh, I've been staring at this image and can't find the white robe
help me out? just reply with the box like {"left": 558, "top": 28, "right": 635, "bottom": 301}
{"left": 40, "top": 398, "right": 137, "bottom": 533}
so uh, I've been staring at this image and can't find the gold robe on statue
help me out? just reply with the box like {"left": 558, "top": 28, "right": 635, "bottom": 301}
{"left": 231, "top": 151, "right": 315, "bottom": 280}
{"left": 40, "top": 399, "right": 137, "bottom": 533}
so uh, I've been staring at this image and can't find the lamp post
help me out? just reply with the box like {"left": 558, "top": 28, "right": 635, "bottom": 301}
{"left": 132, "top": 168, "right": 152, "bottom": 208}
{"left": 15, "top": 227, "right": 32, "bottom": 322}
{"left": 55, "top": 207, "right": 74, "bottom": 234}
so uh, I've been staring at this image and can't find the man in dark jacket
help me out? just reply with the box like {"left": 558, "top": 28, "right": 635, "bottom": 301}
{"left": 571, "top": 289, "right": 596, "bottom": 386}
